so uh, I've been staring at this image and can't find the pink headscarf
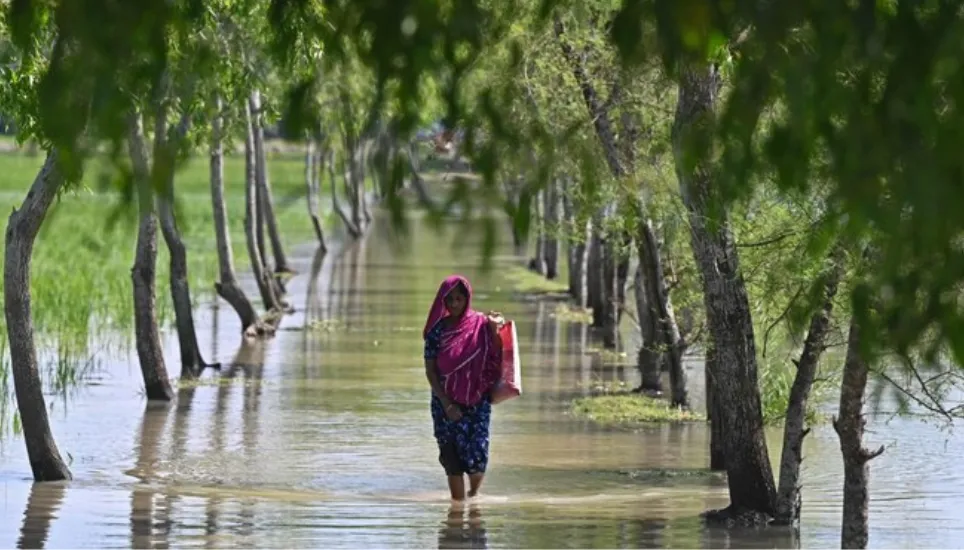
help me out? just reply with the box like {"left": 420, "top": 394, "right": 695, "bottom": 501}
{"left": 423, "top": 275, "right": 502, "bottom": 406}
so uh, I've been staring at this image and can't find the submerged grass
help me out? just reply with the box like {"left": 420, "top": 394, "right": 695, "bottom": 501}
{"left": 570, "top": 393, "right": 705, "bottom": 425}
{"left": 0, "top": 148, "right": 327, "bottom": 428}
{"left": 570, "top": 381, "right": 705, "bottom": 425}
{"left": 501, "top": 265, "right": 569, "bottom": 295}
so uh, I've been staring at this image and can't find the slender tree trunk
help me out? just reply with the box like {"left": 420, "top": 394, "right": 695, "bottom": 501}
{"left": 834, "top": 315, "right": 884, "bottom": 548}
{"left": 305, "top": 139, "right": 328, "bottom": 251}
{"left": 4, "top": 151, "right": 72, "bottom": 481}
{"left": 634, "top": 262, "right": 663, "bottom": 393}
{"left": 507, "top": 178, "right": 527, "bottom": 257}
{"left": 530, "top": 188, "right": 547, "bottom": 275}
{"left": 638, "top": 218, "right": 688, "bottom": 407}
{"left": 578, "top": 219, "right": 593, "bottom": 309}
{"left": 210, "top": 96, "right": 262, "bottom": 335}
{"left": 673, "top": 63, "right": 775, "bottom": 520}
{"left": 774, "top": 245, "right": 845, "bottom": 525}
{"left": 544, "top": 178, "right": 560, "bottom": 279}
{"left": 249, "top": 90, "right": 291, "bottom": 274}
{"left": 154, "top": 113, "right": 217, "bottom": 378}
{"left": 328, "top": 149, "right": 361, "bottom": 237}
{"left": 128, "top": 114, "right": 175, "bottom": 402}
{"left": 587, "top": 225, "right": 605, "bottom": 325}
{"left": 359, "top": 140, "right": 373, "bottom": 224}
{"left": 244, "top": 100, "right": 283, "bottom": 313}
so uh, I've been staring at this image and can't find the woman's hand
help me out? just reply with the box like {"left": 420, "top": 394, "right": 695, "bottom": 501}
{"left": 443, "top": 400, "right": 463, "bottom": 422}
{"left": 486, "top": 311, "right": 505, "bottom": 332}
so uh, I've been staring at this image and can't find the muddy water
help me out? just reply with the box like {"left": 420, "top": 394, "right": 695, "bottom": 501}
{"left": 1, "top": 215, "right": 962, "bottom": 549}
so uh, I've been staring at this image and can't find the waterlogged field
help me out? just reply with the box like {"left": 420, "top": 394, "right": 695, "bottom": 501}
{"left": 0, "top": 146, "right": 327, "bottom": 432}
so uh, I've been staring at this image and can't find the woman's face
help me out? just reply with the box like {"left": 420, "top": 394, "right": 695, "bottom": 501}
{"left": 444, "top": 285, "right": 468, "bottom": 317}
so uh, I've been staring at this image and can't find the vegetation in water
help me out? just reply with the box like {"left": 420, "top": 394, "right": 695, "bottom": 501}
{"left": 570, "top": 393, "right": 705, "bottom": 425}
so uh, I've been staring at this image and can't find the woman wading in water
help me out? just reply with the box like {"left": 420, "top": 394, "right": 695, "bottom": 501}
{"left": 423, "top": 275, "right": 505, "bottom": 501}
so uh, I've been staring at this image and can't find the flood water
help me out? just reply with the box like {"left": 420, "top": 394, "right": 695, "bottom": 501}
{"left": 1, "top": 214, "right": 962, "bottom": 548}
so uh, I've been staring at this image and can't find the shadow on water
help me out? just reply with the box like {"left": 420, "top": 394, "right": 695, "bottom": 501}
{"left": 2, "top": 213, "right": 964, "bottom": 548}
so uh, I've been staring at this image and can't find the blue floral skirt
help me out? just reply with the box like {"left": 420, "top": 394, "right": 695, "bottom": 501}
{"left": 430, "top": 394, "right": 492, "bottom": 476}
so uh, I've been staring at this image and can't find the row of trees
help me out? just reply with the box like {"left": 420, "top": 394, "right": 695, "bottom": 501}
{"left": 481, "top": 4, "right": 964, "bottom": 548}
{"left": 0, "top": 0, "right": 439, "bottom": 486}
{"left": 2, "top": 0, "right": 963, "bottom": 548}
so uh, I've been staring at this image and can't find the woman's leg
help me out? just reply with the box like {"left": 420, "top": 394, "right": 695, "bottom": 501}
{"left": 465, "top": 399, "right": 492, "bottom": 498}
{"left": 467, "top": 473, "right": 484, "bottom": 497}
{"left": 447, "top": 475, "right": 467, "bottom": 501}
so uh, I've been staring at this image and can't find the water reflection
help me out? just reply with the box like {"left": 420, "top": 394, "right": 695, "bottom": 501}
{"left": 17, "top": 481, "right": 66, "bottom": 549}
{"left": 129, "top": 403, "right": 173, "bottom": 549}
{"left": 438, "top": 503, "right": 488, "bottom": 550}
{"left": 2, "top": 214, "right": 964, "bottom": 548}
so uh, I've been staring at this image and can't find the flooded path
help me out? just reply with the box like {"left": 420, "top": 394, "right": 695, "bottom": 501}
{"left": 1, "top": 215, "right": 963, "bottom": 548}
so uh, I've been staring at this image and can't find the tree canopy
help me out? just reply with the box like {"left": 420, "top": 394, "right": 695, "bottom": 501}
{"left": 5, "top": 0, "right": 964, "bottom": 363}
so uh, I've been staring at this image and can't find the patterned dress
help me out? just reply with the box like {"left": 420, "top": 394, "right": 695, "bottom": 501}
{"left": 424, "top": 319, "right": 493, "bottom": 476}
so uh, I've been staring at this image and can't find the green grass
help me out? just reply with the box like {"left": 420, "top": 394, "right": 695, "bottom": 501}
{"left": 0, "top": 148, "right": 328, "bottom": 391}
{"left": 570, "top": 393, "right": 705, "bottom": 425}
{"left": 502, "top": 265, "right": 569, "bottom": 294}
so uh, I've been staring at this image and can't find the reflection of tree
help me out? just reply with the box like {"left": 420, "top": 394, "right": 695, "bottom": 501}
{"left": 17, "top": 480, "right": 67, "bottom": 549}
{"left": 437, "top": 503, "right": 488, "bottom": 550}
{"left": 129, "top": 404, "right": 173, "bottom": 549}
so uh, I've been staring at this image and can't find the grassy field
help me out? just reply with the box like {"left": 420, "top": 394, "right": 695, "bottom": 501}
{"left": 0, "top": 147, "right": 327, "bottom": 380}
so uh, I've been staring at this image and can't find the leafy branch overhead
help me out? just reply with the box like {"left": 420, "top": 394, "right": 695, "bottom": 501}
{"left": 6, "top": 0, "right": 964, "bottom": 360}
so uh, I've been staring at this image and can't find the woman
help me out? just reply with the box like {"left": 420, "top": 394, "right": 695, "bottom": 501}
{"left": 423, "top": 274, "right": 504, "bottom": 501}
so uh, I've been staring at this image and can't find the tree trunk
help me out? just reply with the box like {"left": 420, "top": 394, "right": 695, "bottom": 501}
{"left": 833, "top": 315, "right": 884, "bottom": 548}
{"left": 705, "top": 340, "right": 727, "bottom": 471}
{"left": 587, "top": 225, "right": 605, "bottom": 325}
{"left": 249, "top": 90, "right": 292, "bottom": 274}
{"left": 506, "top": 178, "right": 527, "bottom": 257}
{"left": 529, "top": 188, "right": 547, "bottom": 275}
{"left": 155, "top": 123, "right": 216, "bottom": 378}
{"left": 305, "top": 139, "right": 328, "bottom": 251}
{"left": 673, "top": 63, "right": 775, "bottom": 520}
{"left": 328, "top": 149, "right": 362, "bottom": 238}
{"left": 128, "top": 114, "right": 175, "bottom": 402}
{"left": 4, "top": 151, "right": 72, "bottom": 481}
{"left": 544, "top": 178, "right": 560, "bottom": 279}
{"left": 634, "top": 262, "right": 663, "bottom": 393}
{"left": 359, "top": 140, "right": 374, "bottom": 224}
{"left": 244, "top": 100, "right": 283, "bottom": 313}
{"left": 578, "top": 219, "right": 594, "bottom": 309}
{"left": 638, "top": 218, "right": 688, "bottom": 407}
{"left": 774, "top": 245, "right": 845, "bottom": 525}
{"left": 344, "top": 132, "right": 365, "bottom": 235}
{"left": 210, "top": 96, "right": 262, "bottom": 335}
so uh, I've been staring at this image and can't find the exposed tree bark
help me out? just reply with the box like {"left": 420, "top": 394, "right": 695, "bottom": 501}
{"left": 151, "top": 112, "right": 218, "bottom": 378}
{"left": 249, "top": 90, "right": 292, "bottom": 274}
{"left": 544, "top": 178, "right": 561, "bottom": 279}
{"left": 128, "top": 114, "right": 175, "bottom": 402}
{"left": 305, "top": 139, "right": 328, "bottom": 251}
{"left": 244, "top": 100, "right": 283, "bottom": 314}
{"left": 209, "top": 96, "right": 264, "bottom": 336}
{"left": 4, "top": 151, "right": 72, "bottom": 481}
{"left": 774, "top": 245, "right": 845, "bottom": 525}
{"left": 638, "top": 218, "right": 688, "bottom": 407}
{"left": 634, "top": 261, "right": 663, "bottom": 393}
{"left": 673, "top": 63, "right": 775, "bottom": 521}
{"left": 833, "top": 315, "right": 884, "bottom": 548}
{"left": 705, "top": 340, "right": 726, "bottom": 471}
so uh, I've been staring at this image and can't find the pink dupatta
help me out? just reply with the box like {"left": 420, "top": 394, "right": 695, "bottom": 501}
{"left": 423, "top": 275, "right": 503, "bottom": 406}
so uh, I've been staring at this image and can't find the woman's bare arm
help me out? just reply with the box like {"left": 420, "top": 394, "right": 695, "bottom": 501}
{"left": 425, "top": 358, "right": 449, "bottom": 403}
